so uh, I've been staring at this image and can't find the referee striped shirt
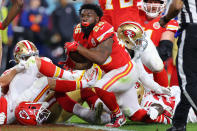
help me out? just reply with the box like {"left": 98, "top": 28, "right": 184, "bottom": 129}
{"left": 179, "top": 0, "right": 197, "bottom": 23}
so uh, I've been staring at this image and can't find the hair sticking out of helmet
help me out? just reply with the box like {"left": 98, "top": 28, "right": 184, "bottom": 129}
{"left": 13, "top": 40, "right": 39, "bottom": 63}
{"left": 15, "top": 101, "right": 50, "bottom": 125}
{"left": 142, "top": 0, "right": 167, "bottom": 18}
{"left": 117, "top": 21, "right": 148, "bottom": 51}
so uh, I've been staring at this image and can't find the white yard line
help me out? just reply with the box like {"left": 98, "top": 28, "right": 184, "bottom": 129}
{"left": 64, "top": 123, "right": 136, "bottom": 131}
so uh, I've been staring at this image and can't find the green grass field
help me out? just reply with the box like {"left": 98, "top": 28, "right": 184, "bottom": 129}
{"left": 68, "top": 115, "right": 197, "bottom": 131}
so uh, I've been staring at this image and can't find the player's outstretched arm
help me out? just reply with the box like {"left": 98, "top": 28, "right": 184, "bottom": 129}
{"left": 0, "top": 61, "right": 25, "bottom": 87}
{"left": 159, "top": 0, "right": 183, "bottom": 27}
{"left": 0, "top": 0, "right": 23, "bottom": 30}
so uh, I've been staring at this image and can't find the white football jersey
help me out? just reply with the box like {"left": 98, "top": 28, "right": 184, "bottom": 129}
{"left": 4, "top": 57, "right": 51, "bottom": 124}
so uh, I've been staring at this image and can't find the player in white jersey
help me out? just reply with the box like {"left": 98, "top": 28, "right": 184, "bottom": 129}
{"left": 0, "top": 40, "right": 53, "bottom": 125}
{"left": 0, "top": 39, "right": 103, "bottom": 125}
{"left": 89, "top": 21, "right": 170, "bottom": 123}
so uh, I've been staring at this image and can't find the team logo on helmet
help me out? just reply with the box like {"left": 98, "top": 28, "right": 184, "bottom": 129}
{"left": 19, "top": 110, "right": 30, "bottom": 120}
{"left": 124, "top": 30, "right": 136, "bottom": 38}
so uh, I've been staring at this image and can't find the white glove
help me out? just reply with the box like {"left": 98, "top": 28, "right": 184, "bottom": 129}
{"left": 81, "top": 68, "right": 98, "bottom": 88}
{"left": 14, "top": 60, "right": 26, "bottom": 73}
{"left": 155, "top": 86, "right": 171, "bottom": 96}
{"left": 0, "top": 112, "right": 6, "bottom": 125}
{"left": 147, "top": 107, "right": 159, "bottom": 120}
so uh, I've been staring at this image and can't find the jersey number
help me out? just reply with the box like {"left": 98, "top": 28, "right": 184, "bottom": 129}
{"left": 105, "top": 0, "right": 133, "bottom": 10}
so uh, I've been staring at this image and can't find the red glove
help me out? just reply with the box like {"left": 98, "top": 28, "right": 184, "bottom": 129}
{"left": 64, "top": 41, "right": 79, "bottom": 53}
{"left": 0, "top": 22, "right": 5, "bottom": 30}
{"left": 58, "top": 57, "right": 75, "bottom": 69}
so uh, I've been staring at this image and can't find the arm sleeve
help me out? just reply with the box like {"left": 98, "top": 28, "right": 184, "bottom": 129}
{"left": 137, "top": 59, "right": 161, "bottom": 91}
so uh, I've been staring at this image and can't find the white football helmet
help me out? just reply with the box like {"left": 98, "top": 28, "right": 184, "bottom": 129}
{"left": 117, "top": 21, "right": 147, "bottom": 51}
{"left": 13, "top": 40, "right": 39, "bottom": 63}
{"left": 142, "top": 0, "right": 167, "bottom": 18}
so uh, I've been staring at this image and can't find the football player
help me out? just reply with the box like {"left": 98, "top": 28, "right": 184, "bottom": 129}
{"left": 0, "top": 40, "right": 99, "bottom": 125}
{"left": 98, "top": 0, "right": 141, "bottom": 31}
{"left": 138, "top": 0, "right": 179, "bottom": 87}
{"left": 59, "top": 4, "right": 169, "bottom": 127}
{"left": 98, "top": 0, "right": 165, "bottom": 85}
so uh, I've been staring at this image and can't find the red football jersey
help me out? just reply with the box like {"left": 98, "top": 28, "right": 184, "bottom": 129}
{"left": 139, "top": 11, "right": 179, "bottom": 47}
{"left": 73, "top": 21, "right": 131, "bottom": 73}
{"left": 99, "top": 0, "right": 141, "bottom": 31}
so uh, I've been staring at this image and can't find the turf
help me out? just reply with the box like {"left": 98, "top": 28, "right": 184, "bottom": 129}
{"left": 69, "top": 115, "right": 197, "bottom": 131}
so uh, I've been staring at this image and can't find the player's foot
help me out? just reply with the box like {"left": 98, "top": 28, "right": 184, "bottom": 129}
{"left": 94, "top": 102, "right": 103, "bottom": 124}
{"left": 105, "top": 110, "right": 126, "bottom": 128}
{"left": 166, "top": 125, "right": 186, "bottom": 131}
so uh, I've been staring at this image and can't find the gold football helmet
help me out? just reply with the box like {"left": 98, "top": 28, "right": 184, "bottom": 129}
{"left": 14, "top": 40, "right": 39, "bottom": 63}
{"left": 117, "top": 21, "right": 147, "bottom": 50}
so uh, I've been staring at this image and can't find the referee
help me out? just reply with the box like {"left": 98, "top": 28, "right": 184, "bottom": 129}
{"left": 159, "top": 0, "right": 197, "bottom": 131}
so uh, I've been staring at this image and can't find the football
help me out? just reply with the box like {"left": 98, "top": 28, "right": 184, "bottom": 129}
{"left": 69, "top": 51, "right": 89, "bottom": 63}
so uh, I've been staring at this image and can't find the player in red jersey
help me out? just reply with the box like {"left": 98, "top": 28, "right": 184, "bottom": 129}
{"left": 138, "top": 0, "right": 179, "bottom": 87}
{"left": 99, "top": 0, "right": 165, "bottom": 78}
{"left": 99, "top": 0, "right": 141, "bottom": 31}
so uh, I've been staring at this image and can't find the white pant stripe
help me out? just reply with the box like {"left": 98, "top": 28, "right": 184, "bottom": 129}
{"left": 178, "top": 30, "right": 197, "bottom": 111}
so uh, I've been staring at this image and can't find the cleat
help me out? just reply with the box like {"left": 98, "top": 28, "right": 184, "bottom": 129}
{"left": 94, "top": 102, "right": 103, "bottom": 124}
{"left": 105, "top": 111, "right": 126, "bottom": 128}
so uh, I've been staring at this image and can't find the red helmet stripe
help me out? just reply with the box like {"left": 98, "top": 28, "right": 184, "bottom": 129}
{"left": 27, "top": 40, "right": 33, "bottom": 50}
{"left": 22, "top": 40, "right": 33, "bottom": 51}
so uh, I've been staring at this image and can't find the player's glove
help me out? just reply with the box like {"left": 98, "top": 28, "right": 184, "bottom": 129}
{"left": 81, "top": 69, "right": 98, "bottom": 88}
{"left": 155, "top": 86, "right": 171, "bottom": 96}
{"left": 0, "top": 22, "right": 5, "bottom": 30}
{"left": 64, "top": 41, "right": 79, "bottom": 53}
{"left": 147, "top": 106, "right": 159, "bottom": 120}
{"left": 14, "top": 60, "right": 26, "bottom": 73}
{"left": 0, "top": 112, "right": 6, "bottom": 125}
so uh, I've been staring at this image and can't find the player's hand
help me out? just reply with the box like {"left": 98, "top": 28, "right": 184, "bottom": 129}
{"left": 64, "top": 41, "right": 79, "bottom": 53}
{"left": 14, "top": 60, "right": 26, "bottom": 73}
{"left": 155, "top": 86, "right": 171, "bottom": 96}
{"left": 159, "top": 16, "right": 169, "bottom": 28}
{"left": 0, "top": 22, "right": 5, "bottom": 30}
{"left": 0, "top": 112, "right": 6, "bottom": 125}
{"left": 147, "top": 107, "right": 159, "bottom": 120}
{"left": 81, "top": 70, "right": 97, "bottom": 88}
{"left": 84, "top": 68, "right": 98, "bottom": 87}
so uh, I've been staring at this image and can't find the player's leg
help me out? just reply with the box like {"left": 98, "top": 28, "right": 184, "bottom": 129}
{"left": 0, "top": 96, "right": 7, "bottom": 124}
{"left": 55, "top": 89, "right": 104, "bottom": 124}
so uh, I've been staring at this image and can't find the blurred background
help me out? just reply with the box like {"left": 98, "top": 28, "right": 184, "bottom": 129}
{"left": 0, "top": 0, "right": 98, "bottom": 74}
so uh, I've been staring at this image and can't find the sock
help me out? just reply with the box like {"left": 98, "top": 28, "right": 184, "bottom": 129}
{"left": 86, "top": 95, "right": 99, "bottom": 108}
{"left": 130, "top": 109, "right": 148, "bottom": 122}
{"left": 94, "top": 87, "right": 120, "bottom": 113}
{"left": 39, "top": 59, "right": 73, "bottom": 79}
{"left": 0, "top": 96, "right": 7, "bottom": 124}
{"left": 153, "top": 68, "right": 169, "bottom": 87}
{"left": 73, "top": 103, "right": 98, "bottom": 123}
{"left": 55, "top": 80, "right": 78, "bottom": 92}
{"left": 170, "top": 66, "right": 179, "bottom": 87}
{"left": 55, "top": 93, "right": 76, "bottom": 113}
